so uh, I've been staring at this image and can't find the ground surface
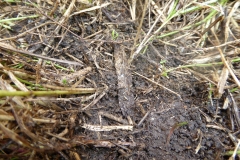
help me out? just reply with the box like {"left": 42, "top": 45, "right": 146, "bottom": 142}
{"left": 0, "top": 1, "right": 239, "bottom": 160}
{"left": 78, "top": 49, "right": 230, "bottom": 160}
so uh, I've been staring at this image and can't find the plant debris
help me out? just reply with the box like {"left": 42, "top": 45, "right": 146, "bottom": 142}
{"left": 0, "top": 0, "right": 239, "bottom": 159}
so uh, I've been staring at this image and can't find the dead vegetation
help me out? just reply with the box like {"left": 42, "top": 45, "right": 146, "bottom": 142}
{"left": 0, "top": 0, "right": 240, "bottom": 159}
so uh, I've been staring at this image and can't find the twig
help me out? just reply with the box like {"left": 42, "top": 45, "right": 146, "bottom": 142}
{"left": 137, "top": 110, "right": 151, "bottom": 127}
{"left": 81, "top": 124, "right": 133, "bottom": 131}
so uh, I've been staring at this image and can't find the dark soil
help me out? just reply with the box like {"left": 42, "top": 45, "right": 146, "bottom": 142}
{"left": 76, "top": 53, "right": 230, "bottom": 160}
{"left": 0, "top": 1, "right": 237, "bottom": 160}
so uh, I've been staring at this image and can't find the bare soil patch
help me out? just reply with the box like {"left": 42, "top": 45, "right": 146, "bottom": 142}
{"left": 0, "top": 1, "right": 239, "bottom": 159}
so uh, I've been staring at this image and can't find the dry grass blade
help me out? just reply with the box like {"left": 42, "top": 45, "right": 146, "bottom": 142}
{"left": 230, "top": 140, "right": 240, "bottom": 159}
{"left": 0, "top": 123, "right": 33, "bottom": 148}
{"left": 82, "top": 124, "right": 133, "bottom": 132}
{"left": 224, "top": 1, "right": 240, "bottom": 43}
{"left": 229, "top": 92, "right": 240, "bottom": 128}
{"left": 130, "top": 8, "right": 161, "bottom": 63}
{"left": 0, "top": 77, "right": 29, "bottom": 109}
{"left": 195, "top": 129, "right": 203, "bottom": 154}
{"left": 201, "top": 15, "right": 224, "bottom": 36}
{"left": 187, "top": 49, "right": 237, "bottom": 64}
{"left": 214, "top": 39, "right": 240, "bottom": 88}
{"left": 0, "top": 63, "right": 28, "bottom": 91}
{"left": 0, "top": 114, "right": 58, "bottom": 124}
{"left": 10, "top": 103, "right": 42, "bottom": 142}
{"left": 128, "top": 0, "right": 136, "bottom": 21}
{"left": 99, "top": 111, "right": 128, "bottom": 124}
{"left": 129, "top": 0, "right": 148, "bottom": 64}
{"left": 133, "top": 72, "right": 181, "bottom": 99}
{"left": 0, "top": 0, "right": 239, "bottom": 159}
{"left": 192, "top": 39, "right": 240, "bottom": 52}
{"left": 217, "top": 66, "right": 229, "bottom": 97}
{"left": 61, "top": 67, "right": 92, "bottom": 84}
{"left": 81, "top": 86, "right": 108, "bottom": 110}
{"left": 0, "top": 42, "right": 82, "bottom": 65}
{"left": 0, "top": 22, "right": 55, "bottom": 42}
{"left": 56, "top": 0, "right": 76, "bottom": 31}
{"left": 70, "top": 2, "right": 111, "bottom": 17}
